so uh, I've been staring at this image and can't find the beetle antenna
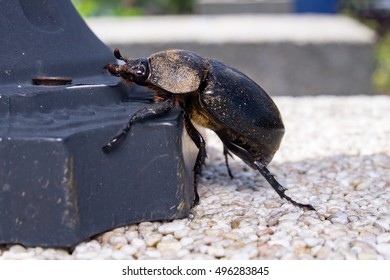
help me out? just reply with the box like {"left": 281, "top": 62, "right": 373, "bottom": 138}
{"left": 253, "top": 161, "right": 315, "bottom": 211}
{"left": 114, "top": 48, "right": 130, "bottom": 63}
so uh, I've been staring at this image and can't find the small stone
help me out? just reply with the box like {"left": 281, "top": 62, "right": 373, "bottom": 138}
{"left": 375, "top": 243, "right": 390, "bottom": 258}
{"left": 357, "top": 231, "right": 376, "bottom": 246}
{"left": 101, "top": 231, "right": 114, "bottom": 244}
{"left": 374, "top": 218, "right": 390, "bottom": 232}
{"left": 180, "top": 237, "right": 194, "bottom": 248}
{"left": 230, "top": 219, "right": 241, "bottom": 229}
{"left": 222, "top": 232, "right": 240, "bottom": 241}
{"left": 138, "top": 222, "right": 155, "bottom": 236}
{"left": 234, "top": 208, "right": 246, "bottom": 216}
{"left": 304, "top": 237, "right": 324, "bottom": 247}
{"left": 145, "top": 233, "right": 163, "bottom": 247}
{"left": 9, "top": 244, "right": 26, "bottom": 254}
{"left": 268, "top": 239, "right": 290, "bottom": 248}
{"left": 206, "top": 246, "right": 225, "bottom": 258}
{"left": 279, "top": 212, "right": 302, "bottom": 221}
{"left": 156, "top": 239, "right": 182, "bottom": 252}
{"left": 257, "top": 228, "right": 274, "bottom": 237}
{"left": 113, "top": 227, "right": 125, "bottom": 234}
{"left": 228, "top": 252, "right": 251, "bottom": 260}
{"left": 120, "top": 244, "right": 137, "bottom": 256}
{"left": 330, "top": 211, "right": 348, "bottom": 225}
{"left": 109, "top": 235, "right": 128, "bottom": 246}
{"left": 111, "top": 250, "right": 128, "bottom": 260}
{"left": 176, "top": 249, "right": 191, "bottom": 259}
{"left": 205, "top": 229, "right": 223, "bottom": 236}
{"left": 142, "top": 249, "right": 162, "bottom": 259}
{"left": 328, "top": 230, "right": 347, "bottom": 239}
{"left": 174, "top": 228, "right": 190, "bottom": 239}
{"left": 340, "top": 249, "right": 357, "bottom": 260}
{"left": 357, "top": 250, "right": 378, "bottom": 260}
{"left": 75, "top": 250, "right": 100, "bottom": 260}
{"left": 377, "top": 233, "right": 390, "bottom": 244}
{"left": 188, "top": 222, "right": 201, "bottom": 230}
{"left": 131, "top": 238, "right": 146, "bottom": 251}
{"left": 158, "top": 221, "right": 185, "bottom": 234}
{"left": 124, "top": 230, "right": 138, "bottom": 242}
{"left": 310, "top": 245, "right": 323, "bottom": 256}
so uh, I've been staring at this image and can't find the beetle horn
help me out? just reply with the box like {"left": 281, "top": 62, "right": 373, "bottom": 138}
{"left": 114, "top": 48, "right": 130, "bottom": 63}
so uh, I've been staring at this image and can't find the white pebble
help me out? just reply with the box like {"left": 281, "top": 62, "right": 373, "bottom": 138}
{"left": 111, "top": 250, "right": 128, "bottom": 260}
{"left": 125, "top": 230, "right": 138, "bottom": 242}
{"left": 9, "top": 245, "right": 26, "bottom": 254}
{"left": 358, "top": 250, "right": 379, "bottom": 260}
{"left": 142, "top": 249, "right": 162, "bottom": 259}
{"left": 158, "top": 221, "right": 186, "bottom": 234}
{"left": 100, "top": 231, "right": 114, "bottom": 243}
{"left": 109, "top": 235, "right": 128, "bottom": 246}
{"left": 180, "top": 237, "right": 194, "bottom": 248}
{"left": 330, "top": 211, "right": 349, "bottom": 225}
{"left": 315, "top": 246, "right": 332, "bottom": 259}
{"left": 156, "top": 239, "right": 182, "bottom": 252}
{"left": 304, "top": 237, "right": 324, "bottom": 247}
{"left": 268, "top": 239, "right": 290, "bottom": 248}
{"left": 206, "top": 246, "right": 225, "bottom": 258}
{"left": 144, "top": 233, "right": 163, "bottom": 247}
{"left": 119, "top": 244, "right": 137, "bottom": 256}
{"left": 131, "top": 238, "right": 146, "bottom": 250}
{"left": 374, "top": 218, "right": 390, "bottom": 232}
{"left": 375, "top": 243, "right": 390, "bottom": 258}
{"left": 377, "top": 233, "right": 390, "bottom": 244}
{"left": 176, "top": 249, "right": 191, "bottom": 259}
{"left": 174, "top": 228, "right": 190, "bottom": 239}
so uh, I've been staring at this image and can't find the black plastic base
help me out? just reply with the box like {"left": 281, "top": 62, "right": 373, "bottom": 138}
{"left": 0, "top": 83, "right": 197, "bottom": 247}
{"left": 0, "top": 0, "right": 197, "bottom": 248}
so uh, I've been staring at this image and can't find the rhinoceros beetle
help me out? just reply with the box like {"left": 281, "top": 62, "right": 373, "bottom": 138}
{"left": 103, "top": 48, "right": 315, "bottom": 211}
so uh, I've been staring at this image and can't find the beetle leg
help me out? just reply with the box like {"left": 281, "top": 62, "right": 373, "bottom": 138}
{"left": 223, "top": 145, "right": 234, "bottom": 179}
{"left": 253, "top": 161, "right": 316, "bottom": 211}
{"left": 102, "top": 99, "right": 173, "bottom": 152}
{"left": 184, "top": 113, "right": 207, "bottom": 206}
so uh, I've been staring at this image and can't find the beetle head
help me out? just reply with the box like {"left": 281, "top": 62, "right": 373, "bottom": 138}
{"left": 106, "top": 48, "right": 149, "bottom": 85}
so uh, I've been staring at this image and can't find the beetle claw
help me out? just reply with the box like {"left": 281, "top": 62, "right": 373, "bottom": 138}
{"left": 253, "top": 161, "right": 316, "bottom": 211}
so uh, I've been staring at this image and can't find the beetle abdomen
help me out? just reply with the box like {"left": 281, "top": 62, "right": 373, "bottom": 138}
{"left": 148, "top": 50, "right": 206, "bottom": 94}
{"left": 200, "top": 60, "right": 285, "bottom": 164}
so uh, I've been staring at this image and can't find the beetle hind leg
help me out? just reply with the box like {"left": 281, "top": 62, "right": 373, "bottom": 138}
{"left": 223, "top": 145, "right": 234, "bottom": 179}
{"left": 253, "top": 161, "right": 315, "bottom": 211}
{"left": 184, "top": 113, "right": 207, "bottom": 207}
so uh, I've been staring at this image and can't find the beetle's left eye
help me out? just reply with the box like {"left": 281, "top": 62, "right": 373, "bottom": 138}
{"left": 129, "top": 58, "right": 149, "bottom": 82}
{"left": 135, "top": 65, "right": 146, "bottom": 76}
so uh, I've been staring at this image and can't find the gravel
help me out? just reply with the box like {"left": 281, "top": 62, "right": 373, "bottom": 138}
{"left": 0, "top": 95, "right": 389, "bottom": 260}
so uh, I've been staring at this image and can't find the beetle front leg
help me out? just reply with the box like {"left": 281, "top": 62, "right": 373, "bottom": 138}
{"left": 184, "top": 113, "right": 207, "bottom": 206}
{"left": 102, "top": 99, "right": 173, "bottom": 152}
{"left": 253, "top": 161, "right": 315, "bottom": 211}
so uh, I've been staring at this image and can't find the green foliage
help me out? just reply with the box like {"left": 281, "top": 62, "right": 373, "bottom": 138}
{"left": 71, "top": 0, "right": 143, "bottom": 17}
{"left": 71, "top": 0, "right": 193, "bottom": 17}
{"left": 373, "top": 33, "right": 390, "bottom": 94}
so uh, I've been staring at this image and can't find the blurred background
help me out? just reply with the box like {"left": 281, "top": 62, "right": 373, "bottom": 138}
{"left": 71, "top": 0, "right": 390, "bottom": 95}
